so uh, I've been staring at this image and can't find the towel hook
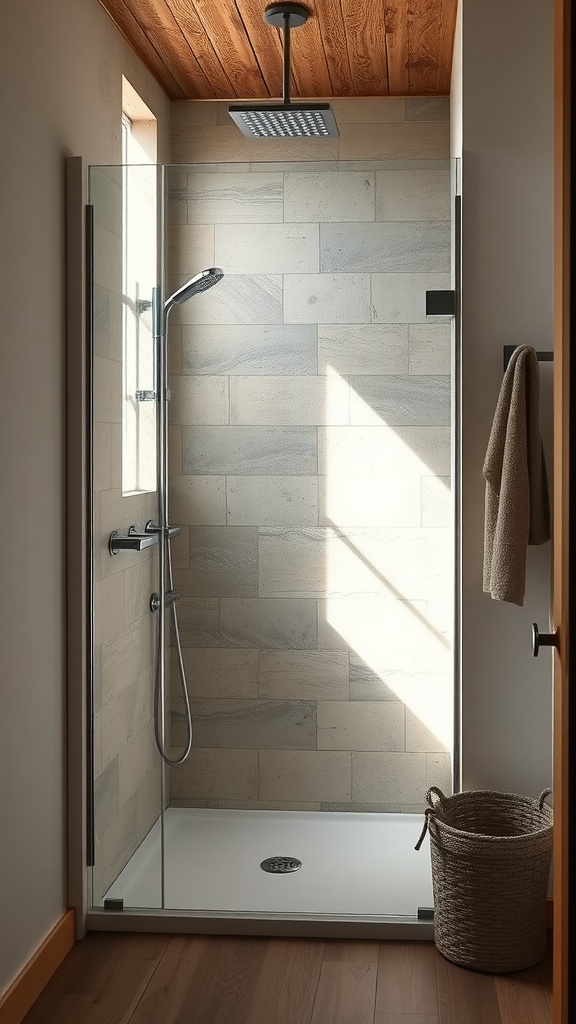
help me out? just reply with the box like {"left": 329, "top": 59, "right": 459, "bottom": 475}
{"left": 532, "top": 622, "right": 559, "bottom": 657}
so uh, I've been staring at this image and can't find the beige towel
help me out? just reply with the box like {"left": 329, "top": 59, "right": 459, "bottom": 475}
{"left": 483, "top": 345, "right": 550, "bottom": 605}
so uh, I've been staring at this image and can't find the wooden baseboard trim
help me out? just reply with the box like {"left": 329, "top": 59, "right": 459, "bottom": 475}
{"left": 0, "top": 910, "right": 75, "bottom": 1024}
{"left": 547, "top": 896, "right": 553, "bottom": 930}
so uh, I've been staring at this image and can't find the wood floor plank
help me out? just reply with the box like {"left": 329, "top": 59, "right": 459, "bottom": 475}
{"left": 311, "top": 962, "right": 377, "bottom": 1024}
{"left": 539, "top": 943, "right": 553, "bottom": 1010}
{"left": 436, "top": 954, "right": 501, "bottom": 1024}
{"left": 376, "top": 943, "right": 438, "bottom": 1016}
{"left": 324, "top": 940, "right": 380, "bottom": 963}
{"left": 127, "top": 936, "right": 208, "bottom": 1023}
{"left": 23, "top": 956, "right": 157, "bottom": 1024}
{"left": 246, "top": 938, "right": 325, "bottom": 1024}
{"left": 375, "top": 1015, "right": 438, "bottom": 1024}
{"left": 173, "top": 937, "right": 268, "bottom": 1024}
{"left": 495, "top": 968, "right": 551, "bottom": 1024}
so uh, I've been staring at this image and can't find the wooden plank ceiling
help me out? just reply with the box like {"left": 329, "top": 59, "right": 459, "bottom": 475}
{"left": 99, "top": 0, "right": 457, "bottom": 101}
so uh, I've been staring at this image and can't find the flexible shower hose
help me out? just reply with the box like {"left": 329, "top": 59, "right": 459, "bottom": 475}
{"left": 153, "top": 537, "right": 193, "bottom": 766}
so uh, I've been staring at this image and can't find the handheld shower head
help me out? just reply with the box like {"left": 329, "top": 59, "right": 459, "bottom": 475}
{"left": 165, "top": 268, "right": 224, "bottom": 308}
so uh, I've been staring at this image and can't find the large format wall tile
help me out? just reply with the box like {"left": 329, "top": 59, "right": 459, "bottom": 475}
{"left": 349, "top": 375, "right": 451, "bottom": 426}
{"left": 318, "top": 324, "right": 409, "bottom": 376}
{"left": 283, "top": 172, "right": 375, "bottom": 223}
{"left": 172, "top": 126, "right": 253, "bottom": 164}
{"left": 331, "top": 98, "right": 406, "bottom": 123}
{"left": 172, "top": 274, "right": 282, "bottom": 326}
{"left": 321, "top": 222, "right": 450, "bottom": 274}
{"left": 169, "top": 749, "right": 259, "bottom": 801}
{"left": 284, "top": 274, "right": 371, "bottom": 324}
{"left": 319, "top": 474, "right": 422, "bottom": 528}
{"left": 339, "top": 121, "right": 450, "bottom": 161}
{"left": 230, "top": 375, "right": 349, "bottom": 426}
{"left": 258, "top": 651, "right": 349, "bottom": 700}
{"left": 220, "top": 598, "right": 317, "bottom": 650}
{"left": 172, "top": 698, "right": 316, "bottom": 749}
{"left": 376, "top": 170, "right": 451, "bottom": 221}
{"left": 352, "top": 752, "right": 427, "bottom": 803}
{"left": 259, "top": 750, "right": 352, "bottom": 802}
{"left": 175, "top": 526, "right": 258, "bottom": 597}
{"left": 371, "top": 272, "right": 450, "bottom": 323}
{"left": 317, "top": 702, "right": 405, "bottom": 751}
{"left": 215, "top": 223, "right": 319, "bottom": 274}
{"left": 406, "top": 97, "right": 450, "bottom": 121}
{"left": 227, "top": 476, "right": 318, "bottom": 527}
{"left": 168, "top": 376, "right": 229, "bottom": 426}
{"left": 181, "top": 324, "right": 317, "bottom": 376}
{"left": 170, "top": 475, "right": 226, "bottom": 526}
{"left": 186, "top": 172, "right": 283, "bottom": 223}
{"left": 408, "top": 324, "right": 451, "bottom": 375}
{"left": 168, "top": 223, "right": 215, "bottom": 276}
{"left": 349, "top": 654, "right": 405, "bottom": 702}
{"left": 182, "top": 425, "right": 317, "bottom": 475}
{"left": 176, "top": 648, "right": 259, "bottom": 698}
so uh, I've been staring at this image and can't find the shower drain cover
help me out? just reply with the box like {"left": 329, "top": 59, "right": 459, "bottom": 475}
{"left": 260, "top": 856, "right": 302, "bottom": 873}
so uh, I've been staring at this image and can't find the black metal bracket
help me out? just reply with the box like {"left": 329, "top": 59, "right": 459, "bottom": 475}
{"left": 425, "top": 290, "right": 456, "bottom": 318}
{"left": 503, "top": 345, "right": 554, "bottom": 372}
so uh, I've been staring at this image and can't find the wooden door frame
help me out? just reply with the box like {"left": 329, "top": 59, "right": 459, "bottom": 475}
{"left": 553, "top": 1, "right": 574, "bottom": 1020}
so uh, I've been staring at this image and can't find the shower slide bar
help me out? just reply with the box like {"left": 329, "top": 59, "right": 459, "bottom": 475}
{"left": 108, "top": 522, "right": 180, "bottom": 555}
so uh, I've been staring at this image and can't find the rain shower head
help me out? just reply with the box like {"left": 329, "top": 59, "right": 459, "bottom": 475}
{"left": 228, "top": 4, "right": 339, "bottom": 139}
{"left": 165, "top": 268, "right": 224, "bottom": 308}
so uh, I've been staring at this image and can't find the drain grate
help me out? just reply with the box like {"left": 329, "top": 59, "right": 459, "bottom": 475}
{"left": 260, "top": 856, "right": 302, "bottom": 874}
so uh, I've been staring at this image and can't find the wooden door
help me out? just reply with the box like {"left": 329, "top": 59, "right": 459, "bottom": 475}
{"left": 553, "top": 1, "right": 573, "bottom": 1020}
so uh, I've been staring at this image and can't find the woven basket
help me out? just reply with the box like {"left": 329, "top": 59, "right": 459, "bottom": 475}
{"left": 415, "top": 786, "right": 553, "bottom": 973}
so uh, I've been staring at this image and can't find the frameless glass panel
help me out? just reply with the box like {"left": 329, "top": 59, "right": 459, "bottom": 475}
{"left": 88, "top": 163, "right": 163, "bottom": 910}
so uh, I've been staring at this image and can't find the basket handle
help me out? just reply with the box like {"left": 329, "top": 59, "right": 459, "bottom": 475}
{"left": 538, "top": 788, "right": 553, "bottom": 809}
{"left": 426, "top": 786, "right": 446, "bottom": 809}
{"left": 415, "top": 807, "right": 436, "bottom": 851}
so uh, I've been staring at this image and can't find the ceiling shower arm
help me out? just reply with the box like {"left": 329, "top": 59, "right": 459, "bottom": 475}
{"left": 283, "top": 11, "right": 290, "bottom": 105}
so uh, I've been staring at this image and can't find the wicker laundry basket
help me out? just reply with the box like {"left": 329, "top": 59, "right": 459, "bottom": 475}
{"left": 415, "top": 786, "right": 553, "bottom": 973}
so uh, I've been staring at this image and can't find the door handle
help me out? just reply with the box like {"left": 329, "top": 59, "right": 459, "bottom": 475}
{"left": 532, "top": 623, "right": 559, "bottom": 657}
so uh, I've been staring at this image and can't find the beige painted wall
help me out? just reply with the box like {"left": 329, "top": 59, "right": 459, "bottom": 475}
{"left": 457, "top": 0, "right": 554, "bottom": 796}
{"left": 0, "top": 0, "right": 169, "bottom": 995}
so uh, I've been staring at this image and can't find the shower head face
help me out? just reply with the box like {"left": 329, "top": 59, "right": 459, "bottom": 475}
{"left": 229, "top": 103, "right": 338, "bottom": 139}
{"left": 166, "top": 268, "right": 224, "bottom": 307}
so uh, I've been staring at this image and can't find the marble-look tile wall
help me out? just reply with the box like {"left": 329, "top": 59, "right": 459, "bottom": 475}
{"left": 91, "top": 166, "right": 160, "bottom": 902}
{"left": 167, "top": 97, "right": 453, "bottom": 812}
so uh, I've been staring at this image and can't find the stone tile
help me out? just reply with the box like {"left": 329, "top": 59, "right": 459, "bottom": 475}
{"left": 92, "top": 793, "right": 138, "bottom": 902}
{"left": 317, "top": 596, "right": 430, "bottom": 658}
{"left": 249, "top": 136, "right": 339, "bottom": 161}
{"left": 371, "top": 272, "right": 450, "bottom": 324}
{"left": 339, "top": 121, "right": 450, "bottom": 161}
{"left": 169, "top": 375, "right": 229, "bottom": 426}
{"left": 330, "top": 98, "right": 406, "bottom": 123}
{"left": 186, "top": 171, "right": 283, "bottom": 222}
{"left": 349, "top": 375, "right": 451, "bottom": 426}
{"left": 93, "top": 285, "right": 122, "bottom": 361}
{"left": 426, "top": 752, "right": 453, "bottom": 795}
{"left": 318, "top": 325, "right": 409, "bottom": 375}
{"left": 94, "top": 756, "right": 119, "bottom": 838}
{"left": 258, "top": 651, "right": 349, "bottom": 700}
{"left": 227, "top": 476, "right": 318, "bottom": 527}
{"left": 409, "top": 324, "right": 451, "bottom": 375}
{"left": 136, "top": 765, "right": 162, "bottom": 840}
{"left": 169, "top": 475, "right": 226, "bottom": 526}
{"left": 171, "top": 274, "right": 282, "bottom": 326}
{"left": 253, "top": 161, "right": 340, "bottom": 173}
{"left": 221, "top": 598, "right": 317, "bottom": 649}
{"left": 319, "top": 474, "right": 422, "bottom": 528}
{"left": 174, "top": 526, "right": 258, "bottom": 597}
{"left": 169, "top": 525, "right": 190, "bottom": 569}
{"left": 167, "top": 223, "right": 215, "bottom": 277}
{"left": 321, "top": 802, "right": 411, "bottom": 813}
{"left": 230, "top": 376, "right": 349, "bottom": 426}
{"left": 168, "top": 425, "right": 183, "bottom": 476}
{"left": 100, "top": 617, "right": 152, "bottom": 707}
{"left": 181, "top": 324, "right": 317, "bottom": 376}
{"left": 352, "top": 752, "right": 427, "bottom": 803}
{"left": 171, "top": 125, "right": 253, "bottom": 163}
{"left": 99, "top": 679, "right": 147, "bottom": 769}
{"left": 182, "top": 425, "right": 317, "bottom": 475}
{"left": 406, "top": 708, "right": 449, "bottom": 753}
{"left": 176, "top": 598, "right": 223, "bottom": 647}
{"left": 422, "top": 476, "right": 451, "bottom": 528}
{"left": 215, "top": 223, "right": 319, "bottom": 273}
{"left": 169, "top": 328, "right": 182, "bottom": 376}
{"left": 349, "top": 655, "right": 406, "bottom": 702}
{"left": 166, "top": 170, "right": 188, "bottom": 225}
{"left": 94, "top": 224, "right": 122, "bottom": 293}
{"left": 340, "top": 159, "right": 450, "bottom": 172}
{"left": 94, "top": 422, "right": 113, "bottom": 493}
{"left": 175, "top": 648, "right": 259, "bottom": 698}
{"left": 169, "top": 749, "right": 258, "bottom": 801}
{"left": 90, "top": 166, "right": 123, "bottom": 235}
{"left": 219, "top": 800, "right": 321, "bottom": 811}
{"left": 118, "top": 719, "right": 157, "bottom": 807}
{"left": 406, "top": 97, "right": 450, "bottom": 121}
{"left": 171, "top": 101, "right": 218, "bottom": 126}
{"left": 170, "top": 798, "right": 219, "bottom": 808}
{"left": 94, "top": 572, "right": 125, "bottom": 645}
{"left": 123, "top": 558, "right": 157, "bottom": 625}
{"left": 94, "top": 356, "right": 122, "bottom": 424}
{"left": 171, "top": 698, "right": 316, "bottom": 749}
{"left": 321, "top": 222, "right": 450, "bottom": 273}
{"left": 318, "top": 701, "right": 405, "bottom": 751}
{"left": 283, "top": 172, "right": 375, "bottom": 223}
{"left": 259, "top": 750, "right": 351, "bottom": 802}
{"left": 376, "top": 169, "right": 451, "bottom": 221}
{"left": 284, "top": 274, "right": 371, "bottom": 324}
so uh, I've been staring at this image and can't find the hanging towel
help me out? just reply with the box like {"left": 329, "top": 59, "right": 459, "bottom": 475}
{"left": 483, "top": 345, "right": 550, "bottom": 606}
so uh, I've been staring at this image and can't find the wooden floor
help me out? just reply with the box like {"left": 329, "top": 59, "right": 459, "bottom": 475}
{"left": 22, "top": 933, "right": 552, "bottom": 1024}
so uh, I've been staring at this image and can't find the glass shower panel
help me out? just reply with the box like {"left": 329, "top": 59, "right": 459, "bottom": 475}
{"left": 88, "top": 164, "right": 164, "bottom": 910}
